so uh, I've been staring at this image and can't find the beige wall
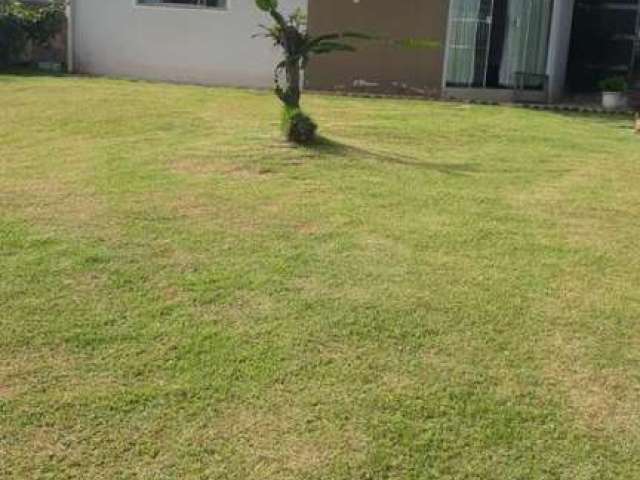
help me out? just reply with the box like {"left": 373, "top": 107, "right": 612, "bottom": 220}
{"left": 306, "top": 0, "right": 450, "bottom": 95}
{"left": 71, "top": 0, "right": 307, "bottom": 88}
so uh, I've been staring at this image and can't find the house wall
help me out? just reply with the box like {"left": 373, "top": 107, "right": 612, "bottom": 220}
{"left": 70, "top": 0, "right": 307, "bottom": 88}
{"left": 305, "top": 0, "right": 450, "bottom": 95}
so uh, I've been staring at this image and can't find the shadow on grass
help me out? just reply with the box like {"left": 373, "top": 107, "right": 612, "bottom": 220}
{"left": 304, "top": 136, "right": 478, "bottom": 175}
{"left": 0, "top": 67, "right": 67, "bottom": 82}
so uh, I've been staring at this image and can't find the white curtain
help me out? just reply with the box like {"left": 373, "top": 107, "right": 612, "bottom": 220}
{"left": 446, "top": 0, "right": 484, "bottom": 86}
{"left": 499, "top": 0, "right": 553, "bottom": 88}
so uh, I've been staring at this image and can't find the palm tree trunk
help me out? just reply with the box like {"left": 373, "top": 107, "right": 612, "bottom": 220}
{"left": 284, "top": 59, "right": 301, "bottom": 109}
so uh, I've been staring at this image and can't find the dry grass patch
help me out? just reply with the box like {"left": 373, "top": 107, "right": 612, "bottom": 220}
{"left": 209, "top": 404, "right": 367, "bottom": 478}
{"left": 171, "top": 157, "right": 276, "bottom": 178}
{"left": 0, "top": 180, "right": 104, "bottom": 231}
{"left": 510, "top": 159, "right": 640, "bottom": 252}
{"left": 0, "top": 348, "right": 81, "bottom": 405}
{"left": 544, "top": 333, "right": 640, "bottom": 436}
{"left": 3, "top": 75, "right": 640, "bottom": 479}
{"left": 294, "top": 222, "right": 321, "bottom": 236}
{"left": 0, "top": 384, "right": 15, "bottom": 400}
{"left": 539, "top": 262, "right": 640, "bottom": 436}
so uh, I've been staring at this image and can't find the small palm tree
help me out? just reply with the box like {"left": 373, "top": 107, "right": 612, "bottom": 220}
{"left": 255, "top": 0, "right": 365, "bottom": 144}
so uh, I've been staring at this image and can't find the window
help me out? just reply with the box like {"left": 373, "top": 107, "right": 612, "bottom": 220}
{"left": 137, "top": 0, "right": 227, "bottom": 9}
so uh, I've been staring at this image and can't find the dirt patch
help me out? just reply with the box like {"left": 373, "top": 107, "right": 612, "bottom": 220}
{"left": 0, "top": 384, "right": 15, "bottom": 399}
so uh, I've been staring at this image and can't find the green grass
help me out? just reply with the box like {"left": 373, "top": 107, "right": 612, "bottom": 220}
{"left": 1, "top": 73, "right": 639, "bottom": 480}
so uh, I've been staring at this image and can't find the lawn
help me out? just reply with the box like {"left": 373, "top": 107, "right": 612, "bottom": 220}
{"left": 1, "top": 73, "right": 639, "bottom": 480}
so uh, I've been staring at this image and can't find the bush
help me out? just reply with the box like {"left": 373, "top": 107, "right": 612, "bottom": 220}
{"left": 0, "top": 7, "right": 27, "bottom": 65}
{"left": 0, "top": 0, "right": 65, "bottom": 67}
{"left": 599, "top": 76, "right": 628, "bottom": 93}
{"left": 282, "top": 106, "right": 318, "bottom": 145}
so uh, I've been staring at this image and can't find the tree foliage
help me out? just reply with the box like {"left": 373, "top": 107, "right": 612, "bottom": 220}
{"left": 0, "top": 0, "right": 66, "bottom": 66}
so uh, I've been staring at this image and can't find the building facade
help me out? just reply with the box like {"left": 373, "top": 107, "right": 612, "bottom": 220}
{"left": 306, "top": 0, "right": 578, "bottom": 103}
{"left": 567, "top": 0, "right": 640, "bottom": 92}
{"left": 66, "top": 0, "right": 640, "bottom": 102}
{"left": 306, "top": 0, "right": 451, "bottom": 97}
{"left": 68, "top": 0, "right": 307, "bottom": 88}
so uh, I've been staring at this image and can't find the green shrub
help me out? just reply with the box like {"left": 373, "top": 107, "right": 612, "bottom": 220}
{"left": 282, "top": 106, "right": 318, "bottom": 145}
{"left": 599, "top": 76, "right": 628, "bottom": 93}
{"left": 0, "top": 0, "right": 65, "bottom": 67}
{"left": 0, "top": 13, "right": 28, "bottom": 66}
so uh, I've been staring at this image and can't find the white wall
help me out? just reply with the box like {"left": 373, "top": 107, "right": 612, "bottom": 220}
{"left": 70, "top": 0, "right": 307, "bottom": 88}
{"left": 547, "top": 0, "right": 576, "bottom": 102}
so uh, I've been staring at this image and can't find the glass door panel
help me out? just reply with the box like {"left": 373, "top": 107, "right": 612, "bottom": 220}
{"left": 446, "top": 0, "right": 495, "bottom": 87}
{"left": 499, "top": 0, "right": 553, "bottom": 89}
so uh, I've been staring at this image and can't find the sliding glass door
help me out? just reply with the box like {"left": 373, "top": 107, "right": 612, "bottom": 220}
{"left": 446, "top": 0, "right": 553, "bottom": 90}
{"left": 446, "top": 0, "right": 494, "bottom": 87}
{"left": 499, "top": 0, "right": 552, "bottom": 88}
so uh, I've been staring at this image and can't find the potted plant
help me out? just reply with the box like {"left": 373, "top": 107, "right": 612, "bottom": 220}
{"left": 599, "top": 76, "right": 628, "bottom": 110}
